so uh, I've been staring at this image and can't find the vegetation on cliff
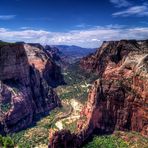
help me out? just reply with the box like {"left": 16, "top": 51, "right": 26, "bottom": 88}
{"left": 83, "top": 135, "right": 128, "bottom": 148}
{"left": 0, "top": 135, "right": 14, "bottom": 148}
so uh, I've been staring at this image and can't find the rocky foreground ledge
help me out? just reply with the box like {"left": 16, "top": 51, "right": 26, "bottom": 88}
{"left": 0, "top": 42, "right": 64, "bottom": 134}
{"left": 49, "top": 40, "right": 148, "bottom": 148}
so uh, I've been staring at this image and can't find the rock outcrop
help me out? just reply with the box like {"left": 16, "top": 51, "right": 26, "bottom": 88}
{"left": 0, "top": 42, "right": 63, "bottom": 134}
{"left": 49, "top": 40, "right": 148, "bottom": 147}
{"left": 49, "top": 130, "right": 80, "bottom": 148}
{"left": 44, "top": 45, "right": 62, "bottom": 63}
{"left": 79, "top": 40, "right": 148, "bottom": 134}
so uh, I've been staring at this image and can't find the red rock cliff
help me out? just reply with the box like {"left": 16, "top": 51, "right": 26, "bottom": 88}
{"left": 79, "top": 40, "right": 148, "bottom": 135}
{"left": 0, "top": 42, "right": 63, "bottom": 133}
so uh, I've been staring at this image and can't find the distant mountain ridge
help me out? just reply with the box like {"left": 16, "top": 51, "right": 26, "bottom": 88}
{"left": 1, "top": 40, "right": 96, "bottom": 65}
{"left": 51, "top": 45, "right": 96, "bottom": 63}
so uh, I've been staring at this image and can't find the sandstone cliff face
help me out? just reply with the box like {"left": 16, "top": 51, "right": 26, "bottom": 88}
{"left": 0, "top": 43, "right": 62, "bottom": 134}
{"left": 27, "top": 43, "right": 64, "bottom": 87}
{"left": 44, "top": 45, "right": 62, "bottom": 63}
{"left": 49, "top": 40, "right": 148, "bottom": 147}
{"left": 79, "top": 40, "right": 148, "bottom": 136}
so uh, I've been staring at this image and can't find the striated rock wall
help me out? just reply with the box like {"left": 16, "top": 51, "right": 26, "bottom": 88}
{"left": 0, "top": 43, "right": 63, "bottom": 134}
{"left": 49, "top": 40, "right": 148, "bottom": 147}
{"left": 80, "top": 40, "right": 148, "bottom": 75}
{"left": 26, "top": 43, "right": 64, "bottom": 87}
{"left": 80, "top": 40, "right": 148, "bottom": 135}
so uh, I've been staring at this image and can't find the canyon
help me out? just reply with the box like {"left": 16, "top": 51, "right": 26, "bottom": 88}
{"left": 0, "top": 40, "right": 147, "bottom": 148}
{"left": 49, "top": 40, "right": 148, "bottom": 147}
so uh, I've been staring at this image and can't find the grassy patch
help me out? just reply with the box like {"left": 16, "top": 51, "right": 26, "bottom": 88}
{"left": 114, "top": 131, "right": 148, "bottom": 148}
{"left": 56, "top": 62, "right": 98, "bottom": 103}
{"left": 10, "top": 106, "right": 69, "bottom": 147}
{"left": 83, "top": 135, "right": 128, "bottom": 148}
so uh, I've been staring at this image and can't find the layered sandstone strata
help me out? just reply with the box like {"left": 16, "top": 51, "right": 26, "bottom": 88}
{"left": 0, "top": 42, "right": 63, "bottom": 133}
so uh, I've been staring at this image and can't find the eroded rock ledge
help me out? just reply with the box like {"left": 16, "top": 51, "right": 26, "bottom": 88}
{"left": 49, "top": 40, "right": 148, "bottom": 148}
{"left": 0, "top": 42, "right": 63, "bottom": 134}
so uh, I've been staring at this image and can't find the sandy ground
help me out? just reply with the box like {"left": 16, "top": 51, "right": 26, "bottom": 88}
{"left": 81, "top": 82, "right": 92, "bottom": 88}
{"left": 55, "top": 121, "right": 63, "bottom": 130}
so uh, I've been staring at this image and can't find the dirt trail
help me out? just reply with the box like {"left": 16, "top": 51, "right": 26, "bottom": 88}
{"left": 49, "top": 101, "right": 73, "bottom": 129}
{"left": 55, "top": 99, "right": 83, "bottom": 130}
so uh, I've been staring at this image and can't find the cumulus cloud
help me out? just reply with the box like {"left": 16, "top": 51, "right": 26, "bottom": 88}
{"left": 0, "top": 15, "right": 16, "bottom": 20}
{"left": 0, "top": 25, "right": 148, "bottom": 48}
{"left": 113, "top": 5, "right": 148, "bottom": 16}
{"left": 110, "top": 0, "right": 131, "bottom": 7}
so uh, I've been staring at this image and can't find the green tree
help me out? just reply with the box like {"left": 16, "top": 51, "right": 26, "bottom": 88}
{"left": 3, "top": 136, "right": 14, "bottom": 148}
{"left": 0, "top": 135, "right": 4, "bottom": 147}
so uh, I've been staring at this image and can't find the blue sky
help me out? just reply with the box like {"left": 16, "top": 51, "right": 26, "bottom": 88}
{"left": 0, "top": 0, "right": 148, "bottom": 47}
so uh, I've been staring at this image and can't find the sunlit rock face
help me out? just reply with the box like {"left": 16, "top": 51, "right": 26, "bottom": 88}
{"left": 79, "top": 40, "right": 148, "bottom": 135}
{"left": 0, "top": 42, "right": 62, "bottom": 134}
{"left": 49, "top": 40, "right": 148, "bottom": 148}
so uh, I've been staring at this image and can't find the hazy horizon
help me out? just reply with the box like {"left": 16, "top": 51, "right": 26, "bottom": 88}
{"left": 0, "top": 0, "right": 148, "bottom": 47}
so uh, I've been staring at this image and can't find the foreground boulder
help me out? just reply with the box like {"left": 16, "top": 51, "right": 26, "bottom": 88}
{"left": 49, "top": 40, "right": 148, "bottom": 147}
{"left": 0, "top": 42, "right": 63, "bottom": 133}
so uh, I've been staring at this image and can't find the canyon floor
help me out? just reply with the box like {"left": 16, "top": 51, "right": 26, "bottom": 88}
{"left": 9, "top": 63, "right": 97, "bottom": 147}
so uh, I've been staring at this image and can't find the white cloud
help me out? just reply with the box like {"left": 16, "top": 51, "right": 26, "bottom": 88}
{"left": 113, "top": 5, "right": 148, "bottom": 17}
{"left": 20, "top": 27, "right": 32, "bottom": 30}
{"left": 91, "top": 39, "right": 101, "bottom": 42}
{"left": 0, "top": 28, "right": 8, "bottom": 32}
{"left": 110, "top": 0, "right": 131, "bottom": 7}
{"left": 0, "top": 15, "right": 16, "bottom": 20}
{"left": 0, "top": 25, "right": 148, "bottom": 48}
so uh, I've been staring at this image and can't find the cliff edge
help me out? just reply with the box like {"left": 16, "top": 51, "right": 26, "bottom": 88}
{"left": 0, "top": 42, "right": 63, "bottom": 133}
